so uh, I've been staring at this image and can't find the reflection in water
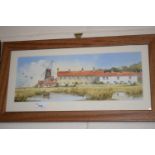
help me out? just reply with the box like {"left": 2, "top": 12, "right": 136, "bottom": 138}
{"left": 27, "top": 93, "right": 86, "bottom": 102}
{"left": 26, "top": 92, "right": 142, "bottom": 102}
{"left": 112, "top": 92, "right": 142, "bottom": 100}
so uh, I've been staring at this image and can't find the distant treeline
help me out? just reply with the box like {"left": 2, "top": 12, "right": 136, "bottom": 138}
{"left": 103, "top": 62, "right": 142, "bottom": 72}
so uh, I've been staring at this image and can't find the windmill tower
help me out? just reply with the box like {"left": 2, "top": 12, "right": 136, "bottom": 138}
{"left": 45, "top": 68, "right": 52, "bottom": 80}
{"left": 37, "top": 60, "right": 57, "bottom": 88}
{"left": 44, "top": 60, "right": 55, "bottom": 80}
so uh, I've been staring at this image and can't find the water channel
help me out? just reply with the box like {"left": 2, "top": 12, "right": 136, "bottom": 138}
{"left": 26, "top": 92, "right": 141, "bottom": 102}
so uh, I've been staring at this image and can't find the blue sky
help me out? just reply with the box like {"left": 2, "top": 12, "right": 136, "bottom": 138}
{"left": 17, "top": 51, "right": 141, "bottom": 70}
{"left": 16, "top": 51, "right": 141, "bottom": 87}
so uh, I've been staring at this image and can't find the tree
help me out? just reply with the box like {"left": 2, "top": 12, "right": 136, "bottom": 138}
{"left": 103, "top": 62, "right": 142, "bottom": 72}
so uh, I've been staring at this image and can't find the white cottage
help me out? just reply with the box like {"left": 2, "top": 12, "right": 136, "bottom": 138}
{"left": 57, "top": 70, "right": 141, "bottom": 86}
{"left": 99, "top": 72, "right": 141, "bottom": 84}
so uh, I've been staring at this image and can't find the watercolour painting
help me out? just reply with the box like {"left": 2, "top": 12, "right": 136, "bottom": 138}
{"left": 6, "top": 45, "right": 151, "bottom": 111}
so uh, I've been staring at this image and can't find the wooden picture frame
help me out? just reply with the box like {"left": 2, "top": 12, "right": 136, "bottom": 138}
{"left": 0, "top": 34, "right": 155, "bottom": 122}
{"left": 0, "top": 41, "right": 2, "bottom": 70}
{"left": 0, "top": 41, "right": 1, "bottom": 68}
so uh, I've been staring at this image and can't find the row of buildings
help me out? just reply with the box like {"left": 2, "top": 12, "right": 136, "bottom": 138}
{"left": 37, "top": 68, "right": 142, "bottom": 87}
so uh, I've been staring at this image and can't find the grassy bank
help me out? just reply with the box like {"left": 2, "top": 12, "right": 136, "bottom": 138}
{"left": 15, "top": 84, "right": 143, "bottom": 102}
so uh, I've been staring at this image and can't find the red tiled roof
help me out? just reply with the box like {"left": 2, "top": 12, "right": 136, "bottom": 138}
{"left": 57, "top": 70, "right": 141, "bottom": 77}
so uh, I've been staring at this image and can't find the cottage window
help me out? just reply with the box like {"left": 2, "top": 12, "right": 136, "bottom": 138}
{"left": 117, "top": 76, "right": 120, "bottom": 80}
{"left": 129, "top": 76, "right": 132, "bottom": 79}
{"left": 106, "top": 76, "right": 109, "bottom": 79}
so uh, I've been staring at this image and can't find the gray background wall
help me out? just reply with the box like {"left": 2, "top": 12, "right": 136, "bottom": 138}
{"left": 0, "top": 26, "right": 155, "bottom": 129}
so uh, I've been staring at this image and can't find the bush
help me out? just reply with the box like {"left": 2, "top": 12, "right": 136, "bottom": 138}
{"left": 130, "top": 82, "right": 137, "bottom": 86}
{"left": 55, "top": 83, "right": 59, "bottom": 87}
{"left": 65, "top": 83, "right": 68, "bottom": 87}
{"left": 14, "top": 96, "right": 27, "bottom": 102}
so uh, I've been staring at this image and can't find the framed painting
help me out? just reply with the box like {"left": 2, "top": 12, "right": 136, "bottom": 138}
{"left": 0, "top": 34, "right": 155, "bottom": 122}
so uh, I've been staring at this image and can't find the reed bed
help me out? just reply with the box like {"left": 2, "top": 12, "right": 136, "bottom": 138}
{"left": 15, "top": 84, "right": 143, "bottom": 102}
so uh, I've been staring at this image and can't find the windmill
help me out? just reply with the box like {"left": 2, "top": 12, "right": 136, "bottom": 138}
{"left": 40, "top": 60, "right": 55, "bottom": 80}
{"left": 37, "top": 60, "right": 57, "bottom": 88}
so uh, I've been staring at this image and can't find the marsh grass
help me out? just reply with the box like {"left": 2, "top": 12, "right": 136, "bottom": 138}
{"left": 14, "top": 84, "right": 143, "bottom": 102}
